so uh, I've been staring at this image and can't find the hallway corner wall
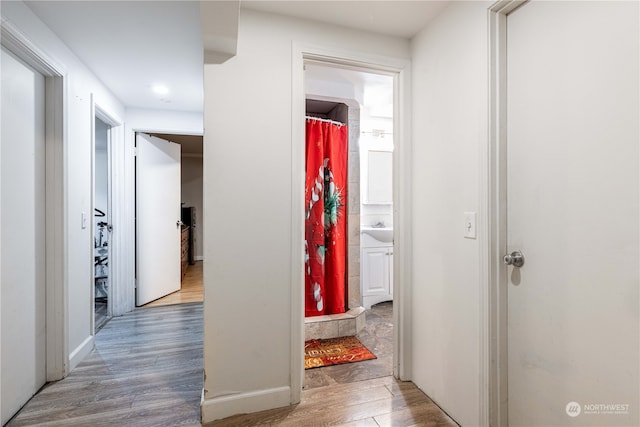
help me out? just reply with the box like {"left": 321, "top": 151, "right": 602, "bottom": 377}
{"left": 410, "top": 1, "right": 493, "bottom": 425}
{"left": 201, "top": 9, "right": 410, "bottom": 422}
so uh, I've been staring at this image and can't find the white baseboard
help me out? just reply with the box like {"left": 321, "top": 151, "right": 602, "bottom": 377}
{"left": 68, "top": 335, "right": 94, "bottom": 371}
{"left": 200, "top": 386, "right": 291, "bottom": 423}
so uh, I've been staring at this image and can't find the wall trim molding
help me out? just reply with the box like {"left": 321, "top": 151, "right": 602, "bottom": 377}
{"left": 68, "top": 336, "right": 94, "bottom": 372}
{"left": 200, "top": 386, "right": 290, "bottom": 423}
{"left": 0, "top": 18, "right": 66, "bottom": 76}
{"left": 486, "top": 2, "right": 528, "bottom": 426}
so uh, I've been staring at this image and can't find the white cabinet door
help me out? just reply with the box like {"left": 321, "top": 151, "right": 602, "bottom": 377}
{"left": 362, "top": 245, "right": 393, "bottom": 309}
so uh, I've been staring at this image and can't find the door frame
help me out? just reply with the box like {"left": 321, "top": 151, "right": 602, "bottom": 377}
{"left": 126, "top": 127, "right": 202, "bottom": 310}
{"left": 1, "top": 20, "right": 68, "bottom": 381}
{"left": 291, "top": 43, "right": 412, "bottom": 403}
{"left": 486, "top": 2, "right": 528, "bottom": 426}
{"left": 90, "top": 97, "right": 124, "bottom": 328}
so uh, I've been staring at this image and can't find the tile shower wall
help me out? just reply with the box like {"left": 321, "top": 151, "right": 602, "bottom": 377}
{"left": 347, "top": 106, "right": 361, "bottom": 309}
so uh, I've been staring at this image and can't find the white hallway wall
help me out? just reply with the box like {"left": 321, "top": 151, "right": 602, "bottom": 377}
{"left": 1, "top": 1, "right": 204, "bottom": 372}
{"left": 1, "top": 1, "right": 125, "bottom": 370}
{"left": 202, "top": 9, "right": 409, "bottom": 422}
{"left": 410, "top": 2, "right": 491, "bottom": 425}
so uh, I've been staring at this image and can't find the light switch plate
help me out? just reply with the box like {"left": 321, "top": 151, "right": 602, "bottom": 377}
{"left": 81, "top": 211, "right": 87, "bottom": 229}
{"left": 464, "top": 212, "right": 477, "bottom": 239}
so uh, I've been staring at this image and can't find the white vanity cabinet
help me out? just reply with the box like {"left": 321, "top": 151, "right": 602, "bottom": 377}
{"left": 361, "top": 232, "right": 393, "bottom": 309}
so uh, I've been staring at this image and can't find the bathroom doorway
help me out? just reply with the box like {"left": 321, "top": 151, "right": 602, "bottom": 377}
{"left": 303, "top": 61, "right": 397, "bottom": 389}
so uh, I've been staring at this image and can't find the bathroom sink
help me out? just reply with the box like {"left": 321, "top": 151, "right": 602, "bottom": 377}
{"left": 361, "top": 227, "right": 393, "bottom": 243}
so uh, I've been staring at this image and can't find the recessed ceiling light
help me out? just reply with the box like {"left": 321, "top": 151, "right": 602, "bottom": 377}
{"left": 152, "top": 85, "right": 169, "bottom": 95}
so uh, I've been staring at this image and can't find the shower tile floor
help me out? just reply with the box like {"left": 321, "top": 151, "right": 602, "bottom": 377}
{"left": 304, "top": 301, "right": 393, "bottom": 389}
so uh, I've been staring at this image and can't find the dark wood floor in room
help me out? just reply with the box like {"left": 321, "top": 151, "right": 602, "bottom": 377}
{"left": 8, "top": 301, "right": 457, "bottom": 427}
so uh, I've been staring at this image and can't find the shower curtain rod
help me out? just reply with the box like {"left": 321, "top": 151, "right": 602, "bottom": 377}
{"left": 305, "top": 116, "right": 345, "bottom": 127}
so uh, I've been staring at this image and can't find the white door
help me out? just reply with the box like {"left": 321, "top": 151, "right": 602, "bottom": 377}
{"left": 506, "top": 2, "right": 639, "bottom": 426}
{"left": 136, "top": 133, "right": 182, "bottom": 306}
{"left": 1, "top": 47, "right": 46, "bottom": 424}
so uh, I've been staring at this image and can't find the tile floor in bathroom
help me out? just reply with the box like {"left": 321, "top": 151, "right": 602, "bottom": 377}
{"left": 304, "top": 301, "right": 394, "bottom": 390}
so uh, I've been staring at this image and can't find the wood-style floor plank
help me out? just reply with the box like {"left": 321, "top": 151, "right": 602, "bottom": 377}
{"left": 204, "top": 376, "right": 458, "bottom": 427}
{"left": 7, "top": 299, "right": 458, "bottom": 427}
{"left": 7, "top": 303, "right": 203, "bottom": 427}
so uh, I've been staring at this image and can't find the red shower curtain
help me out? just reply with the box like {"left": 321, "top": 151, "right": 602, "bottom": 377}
{"left": 305, "top": 118, "right": 348, "bottom": 316}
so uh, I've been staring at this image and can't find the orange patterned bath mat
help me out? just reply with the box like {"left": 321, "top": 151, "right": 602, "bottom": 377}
{"left": 304, "top": 336, "right": 377, "bottom": 369}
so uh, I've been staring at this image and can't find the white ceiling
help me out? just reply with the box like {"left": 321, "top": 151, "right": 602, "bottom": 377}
{"left": 25, "top": 0, "right": 204, "bottom": 112}
{"left": 23, "top": 1, "right": 449, "bottom": 115}
{"left": 242, "top": 1, "right": 450, "bottom": 39}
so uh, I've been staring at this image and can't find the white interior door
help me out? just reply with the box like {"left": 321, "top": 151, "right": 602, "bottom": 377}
{"left": 506, "top": 2, "right": 639, "bottom": 425}
{"left": 136, "top": 133, "right": 181, "bottom": 306}
{"left": 1, "top": 47, "right": 46, "bottom": 424}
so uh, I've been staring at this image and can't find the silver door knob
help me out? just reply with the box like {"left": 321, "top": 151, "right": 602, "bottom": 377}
{"left": 503, "top": 250, "right": 525, "bottom": 268}
{"left": 177, "top": 220, "right": 184, "bottom": 228}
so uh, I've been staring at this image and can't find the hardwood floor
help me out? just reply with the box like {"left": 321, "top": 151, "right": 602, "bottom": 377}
{"left": 8, "top": 298, "right": 458, "bottom": 427}
{"left": 144, "top": 261, "right": 204, "bottom": 307}
{"left": 7, "top": 303, "right": 204, "bottom": 427}
{"left": 205, "top": 376, "right": 458, "bottom": 427}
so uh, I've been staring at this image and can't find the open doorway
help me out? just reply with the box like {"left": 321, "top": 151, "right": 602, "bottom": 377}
{"left": 136, "top": 132, "right": 204, "bottom": 308}
{"left": 93, "top": 116, "right": 111, "bottom": 331}
{"left": 303, "top": 62, "right": 396, "bottom": 388}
